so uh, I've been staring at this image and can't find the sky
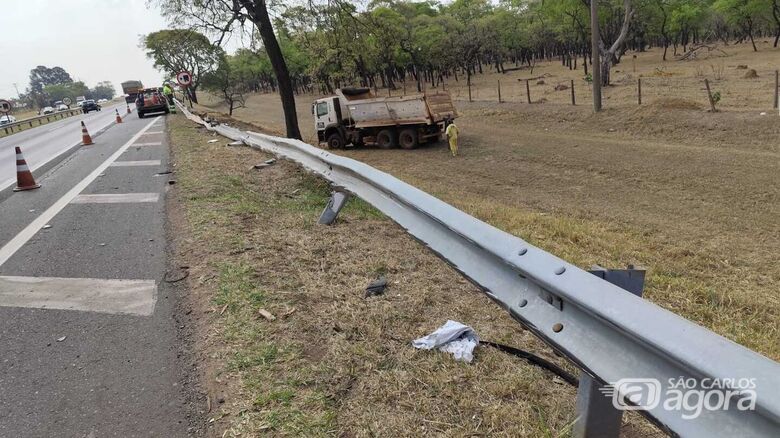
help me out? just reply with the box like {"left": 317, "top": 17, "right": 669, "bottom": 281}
{"left": 0, "top": 0, "right": 173, "bottom": 99}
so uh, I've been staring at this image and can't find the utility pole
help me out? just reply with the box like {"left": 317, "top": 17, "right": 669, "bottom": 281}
{"left": 590, "top": 0, "right": 602, "bottom": 112}
{"left": 13, "top": 83, "right": 21, "bottom": 100}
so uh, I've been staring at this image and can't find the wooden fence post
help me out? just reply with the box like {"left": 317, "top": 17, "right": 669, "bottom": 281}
{"left": 704, "top": 79, "right": 716, "bottom": 112}
{"left": 468, "top": 79, "right": 472, "bottom": 102}
{"left": 774, "top": 70, "right": 778, "bottom": 109}
{"left": 571, "top": 79, "right": 576, "bottom": 105}
{"left": 498, "top": 80, "right": 502, "bottom": 103}
{"left": 526, "top": 79, "right": 531, "bottom": 104}
{"left": 637, "top": 78, "right": 642, "bottom": 105}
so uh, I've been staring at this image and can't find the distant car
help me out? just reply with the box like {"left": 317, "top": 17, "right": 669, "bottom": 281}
{"left": 135, "top": 88, "right": 169, "bottom": 118}
{"left": 42, "top": 106, "right": 55, "bottom": 115}
{"left": 0, "top": 115, "right": 17, "bottom": 125}
{"left": 56, "top": 103, "right": 69, "bottom": 111}
{"left": 81, "top": 100, "right": 101, "bottom": 114}
{"left": 97, "top": 98, "right": 108, "bottom": 103}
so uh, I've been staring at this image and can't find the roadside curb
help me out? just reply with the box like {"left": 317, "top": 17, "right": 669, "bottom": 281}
{"left": 0, "top": 111, "right": 125, "bottom": 202}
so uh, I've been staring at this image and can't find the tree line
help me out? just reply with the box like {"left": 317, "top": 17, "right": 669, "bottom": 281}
{"left": 152, "top": 0, "right": 780, "bottom": 139}
{"left": 12, "top": 66, "right": 116, "bottom": 110}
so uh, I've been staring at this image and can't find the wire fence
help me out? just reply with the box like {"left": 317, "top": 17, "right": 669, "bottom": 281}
{"left": 425, "top": 68, "right": 780, "bottom": 111}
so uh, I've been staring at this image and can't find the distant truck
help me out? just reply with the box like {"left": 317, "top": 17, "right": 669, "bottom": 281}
{"left": 121, "top": 80, "right": 144, "bottom": 103}
{"left": 313, "top": 87, "right": 457, "bottom": 149}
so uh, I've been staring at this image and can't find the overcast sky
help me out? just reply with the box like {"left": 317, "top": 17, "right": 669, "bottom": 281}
{"left": 0, "top": 0, "right": 174, "bottom": 98}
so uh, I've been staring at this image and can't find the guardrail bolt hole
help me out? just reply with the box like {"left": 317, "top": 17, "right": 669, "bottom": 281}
{"left": 552, "top": 323, "right": 564, "bottom": 333}
{"left": 518, "top": 248, "right": 528, "bottom": 256}
{"left": 554, "top": 266, "right": 566, "bottom": 275}
{"left": 519, "top": 299, "right": 528, "bottom": 307}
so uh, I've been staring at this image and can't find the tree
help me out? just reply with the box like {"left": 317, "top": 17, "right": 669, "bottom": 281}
{"left": 157, "top": 0, "right": 303, "bottom": 140}
{"left": 202, "top": 55, "right": 246, "bottom": 115}
{"left": 27, "top": 66, "right": 73, "bottom": 108}
{"left": 713, "top": 0, "right": 768, "bottom": 51}
{"left": 596, "top": 0, "right": 635, "bottom": 85}
{"left": 91, "top": 81, "right": 116, "bottom": 100}
{"left": 42, "top": 81, "right": 89, "bottom": 106}
{"left": 141, "top": 29, "right": 224, "bottom": 103}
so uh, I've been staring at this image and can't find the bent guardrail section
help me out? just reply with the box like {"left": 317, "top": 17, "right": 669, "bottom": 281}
{"left": 177, "top": 102, "right": 780, "bottom": 437}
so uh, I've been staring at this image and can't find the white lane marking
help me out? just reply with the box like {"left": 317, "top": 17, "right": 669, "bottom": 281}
{"left": 131, "top": 142, "right": 162, "bottom": 146}
{"left": 0, "top": 276, "right": 156, "bottom": 316}
{"left": 0, "top": 117, "right": 160, "bottom": 268}
{"left": 143, "top": 131, "right": 164, "bottom": 135}
{"left": 110, "top": 160, "right": 161, "bottom": 167}
{"left": 71, "top": 193, "right": 160, "bottom": 204}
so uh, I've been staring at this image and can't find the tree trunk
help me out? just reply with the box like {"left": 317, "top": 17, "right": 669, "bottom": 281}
{"left": 239, "top": 0, "right": 301, "bottom": 140}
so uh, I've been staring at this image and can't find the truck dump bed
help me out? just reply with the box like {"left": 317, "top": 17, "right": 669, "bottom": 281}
{"left": 338, "top": 89, "right": 457, "bottom": 129}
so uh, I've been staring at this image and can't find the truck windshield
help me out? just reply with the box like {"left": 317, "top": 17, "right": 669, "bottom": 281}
{"left": 316, "top": 102, "right": 328, "bottom": 117}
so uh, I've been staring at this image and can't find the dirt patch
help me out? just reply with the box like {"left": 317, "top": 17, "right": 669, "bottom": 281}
{"left": 743, "top": 69, "right": 759, "bottom": 79}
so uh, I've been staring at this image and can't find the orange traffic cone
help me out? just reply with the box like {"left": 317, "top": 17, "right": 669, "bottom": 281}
{"left": 126, "top": 104, "right": 132, "bottom": 114}
{"left": 115, "top": 109, "right": 122, "bottom": 124}
{"left": 81, "top": 121, "right": 93, "bottom": 145}
{"left": 14, "top": 146, "right": 41, "bottom": 191}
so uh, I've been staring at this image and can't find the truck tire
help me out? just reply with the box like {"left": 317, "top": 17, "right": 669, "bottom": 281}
{"left": 138, "top": 111, "right": 144, "bottom": 119}
{"left": 376, "top": 129, "right": 397, "bottom": 149}
{"left": 326, "top": 132, "right": 345, "bottom": 149}
{"left": 398, "top": 128, "right": 419, "bottom": 149}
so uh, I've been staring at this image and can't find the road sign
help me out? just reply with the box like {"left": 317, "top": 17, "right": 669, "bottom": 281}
{"left": 63, "top": 97, "right": 72, "bottom": 105}
{"left": 176, "top": 71, "right": 192, "bottom": 87}
{"left": 0, "top": 99, "right": 11, "bottom": 114}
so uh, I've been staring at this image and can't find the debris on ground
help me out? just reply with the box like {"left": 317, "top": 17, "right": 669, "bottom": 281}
{"left": 164, "top": 267, "right": 189, "bottom": 283}
{"left": 412, "top": 320, "right": 480, "bottom": 363}
{"left": 554, "top": 83, "right": 569, "bottom": 91}
{"left": 364, "top": 276, "right": 388, "bottom": 297}
{"left": 207, "top": 139, "right": 219, "bottom": 143}
{"left": 258, "top": 309, "right": 276, "bottom": 321}
{"left": 743, "top": 69, "right": 759, "bottom": 79}
{"left": 42, "top": 224, "right": 52, "bottom": 229}
{"left": 57, "top": 336, "right": 66, "bottom": 342}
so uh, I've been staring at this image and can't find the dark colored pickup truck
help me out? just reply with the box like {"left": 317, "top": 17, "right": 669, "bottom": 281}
{"left": 135, "top": 88, "right": 170, "bottom": 118}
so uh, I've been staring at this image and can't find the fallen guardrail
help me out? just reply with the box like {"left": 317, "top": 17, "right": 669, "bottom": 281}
{"left": 1, "top": 108, "right": 85, "bottom": 136}
{"left": 176, "top": 102, "right": 780, "bottom": 437}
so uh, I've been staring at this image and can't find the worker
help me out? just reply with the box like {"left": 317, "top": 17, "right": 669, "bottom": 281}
{"left": 445, "top": 117, "right": 459, "bottom": 157}
{"left": 162, "top": 83, "right": 174, "bottom": 105}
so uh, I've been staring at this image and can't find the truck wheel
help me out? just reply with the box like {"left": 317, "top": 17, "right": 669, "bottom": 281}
{"left": 376, "top": 129, "right": 397, "bottom": 149}
{"left": 138, "top": 111, "right": 144, "bottom": 119}
{"left": 398, "top": 128, "right": 419, "bottom": 150}
{"left": 326, "top": 132, "right": 345, "bottom": 149}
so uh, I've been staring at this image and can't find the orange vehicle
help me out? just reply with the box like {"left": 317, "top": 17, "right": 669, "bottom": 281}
{"left": 135, "top": 88, "right": 169, "bottom": 118}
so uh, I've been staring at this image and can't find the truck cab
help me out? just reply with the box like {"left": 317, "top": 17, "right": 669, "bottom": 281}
{"left": 313, "top": 96, "right": 347, "bottom": 149}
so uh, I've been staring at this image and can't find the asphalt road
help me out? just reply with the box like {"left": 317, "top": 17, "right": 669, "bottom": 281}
{"left": 0, "top": 101, "right": 129, "bottom": 192}
{"left": 0, "top": 110, "right": 197, "bottom": 437}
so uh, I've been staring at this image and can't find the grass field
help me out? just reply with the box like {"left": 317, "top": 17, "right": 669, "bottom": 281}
{"left": 183, "top": 39, "right": 778, "bottom": 436}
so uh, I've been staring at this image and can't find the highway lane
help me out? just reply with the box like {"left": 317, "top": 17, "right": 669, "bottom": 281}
{"left": 0, "top": 101, "right": 132, "bottom": 192}
{"left": 0, "top": 112, "right": 197, "bottom": 436}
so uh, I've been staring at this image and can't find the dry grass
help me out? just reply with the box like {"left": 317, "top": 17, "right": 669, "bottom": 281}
{"left": 167, "top": 114, "right": 661, "bottom": 437}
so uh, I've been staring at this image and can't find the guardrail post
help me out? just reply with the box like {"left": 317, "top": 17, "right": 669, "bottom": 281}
{"left": 318, "top": 190, "right": 350, "bottom": 225}
{"left": 573, "top": 265, "right": 646, "bottom": 438}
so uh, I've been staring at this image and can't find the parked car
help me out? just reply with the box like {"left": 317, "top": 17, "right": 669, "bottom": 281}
{"left": 135, "top": 88, "right": 169, "bottom": 118}
{"left": 81, "top": 100, "right": 101, "bottom": 114}
{"left": 0, "top": 115, "right": 17, "bottom": 125}
{"left": 42, "top": 106, "right": 55, "bottom": 115}
{"left": 56, "top": 103, "right": 69, "bottom": 111}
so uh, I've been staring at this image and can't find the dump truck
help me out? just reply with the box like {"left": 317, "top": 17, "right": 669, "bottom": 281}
{"left": 121, "top": 80, "right": 144, "bottom": 104}
{"left": 313, "top": 87, "right": 457, "bottom": 149}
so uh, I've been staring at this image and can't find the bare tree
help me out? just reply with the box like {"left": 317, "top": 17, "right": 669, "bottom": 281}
{"left": 598, "top": 0, "right": 634, "bottom": 85}
{"left": 157, "top": 0, "right": 302, "bottom": 140}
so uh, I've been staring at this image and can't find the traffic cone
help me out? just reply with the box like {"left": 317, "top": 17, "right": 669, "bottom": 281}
{"left": 13, "top": 147, "right": 41, "bottom": 191}
{"left": 81, "top": 121, "right": 93, "bottom": 145}
{"left": 115, "top": 109, "right": 122, "bottom": 123}
{"left": 126, "top": 104, "right": 131, "bottom": 114}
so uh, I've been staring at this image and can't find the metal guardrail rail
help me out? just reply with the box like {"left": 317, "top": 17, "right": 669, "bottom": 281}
{"left": 1, "top": 108, "right": 85, "bottom": 135}
{"left": 177, "top": 103, "right": 780, "bottom": 437}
